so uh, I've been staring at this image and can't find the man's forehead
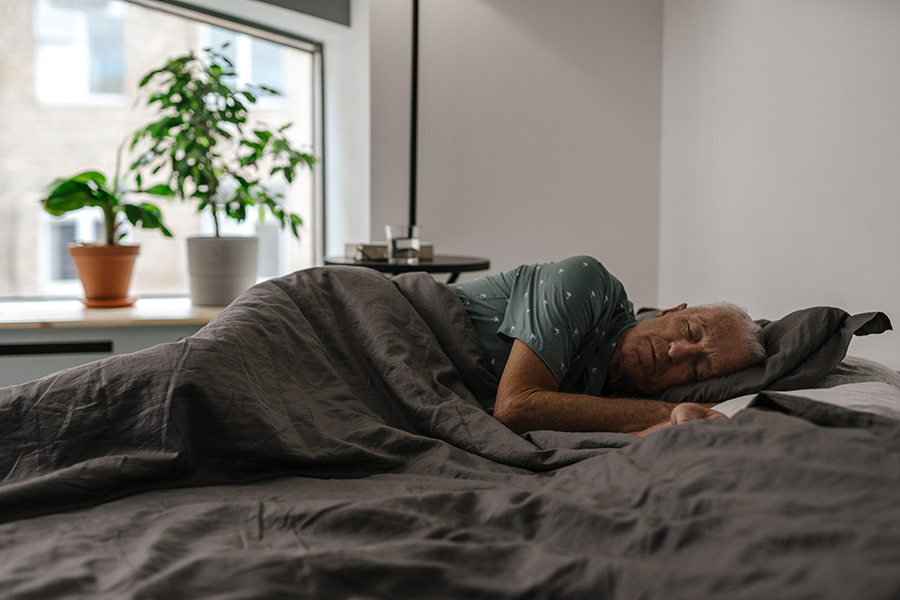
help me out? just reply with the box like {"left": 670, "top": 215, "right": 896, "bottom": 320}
{"left": 690, "top": 307, "right": 753, "bottom": 374}
{"left": 686, "top": 306, "right": 736, "bottom": 331}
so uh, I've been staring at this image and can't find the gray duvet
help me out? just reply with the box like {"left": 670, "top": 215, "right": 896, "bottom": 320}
{"left": 1, "top": 266, "right": 899, "bottom": 599}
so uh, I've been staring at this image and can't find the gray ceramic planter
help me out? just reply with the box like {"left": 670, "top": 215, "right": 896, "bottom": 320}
{"left": 187, "top": 236, "right": 259, "bottom": 306}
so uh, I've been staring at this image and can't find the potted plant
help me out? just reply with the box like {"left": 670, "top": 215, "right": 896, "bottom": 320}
{"left": 130, "top": 45, "right": 317, "bottom": 306}
{"left": 41, "top": 145, "right": 173, "bottom": 307}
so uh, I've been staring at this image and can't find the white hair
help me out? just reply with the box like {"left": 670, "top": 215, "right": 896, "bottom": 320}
{"left": 696, "top": 301, "right": 767, "bottom": 365}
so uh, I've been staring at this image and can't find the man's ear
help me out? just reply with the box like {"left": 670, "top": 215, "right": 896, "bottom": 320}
{"left": 653, "top": 303, "right": 688, "bottom": 318}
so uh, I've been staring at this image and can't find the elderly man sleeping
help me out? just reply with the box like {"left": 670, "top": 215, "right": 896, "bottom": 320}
{"left": 0, "top": 253, "right": 890, "bottom": 524}
{"left": 453, "top": 256, "right": 767, "bottom": 436}
{"left": 4, "top": 252, "right": 886, "bottom": 449}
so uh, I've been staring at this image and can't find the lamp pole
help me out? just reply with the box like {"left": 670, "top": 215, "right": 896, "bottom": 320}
{"left": 409, "top": 0, "right": 419, "bottom": 228}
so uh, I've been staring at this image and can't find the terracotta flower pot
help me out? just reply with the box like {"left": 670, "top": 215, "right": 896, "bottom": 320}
{"left": 68, "top": 243, "right": 140, "bottom": 308}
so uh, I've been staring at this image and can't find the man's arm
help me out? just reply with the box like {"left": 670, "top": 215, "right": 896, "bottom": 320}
{"left": 494, "top": 340, "right": 725, "bottom": 435}
{"left": 494, "top": 339, "right": 674, "bottom": 434}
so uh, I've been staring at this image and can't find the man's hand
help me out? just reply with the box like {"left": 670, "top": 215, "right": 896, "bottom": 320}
{"left": 628, "top": 402, "right": 728, "bottom": 437}
{"left": 670, "top": 403, "right": 727, "bottom": 425}
{"left": 629, "top": 403, "right": 728, "bottom": 436}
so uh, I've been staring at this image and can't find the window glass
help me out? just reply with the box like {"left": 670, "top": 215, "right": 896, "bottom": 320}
{"left": 209, "top": 27, "right": 239, "bottom": 89}
{"left": 0, "top": 0, "right": 319, "bottom": 298}
{"left": 252, "top": 38, "right": 284, "bottom": 93}
{"left": 34, "top": 0, "right": 126, "bottom": 105}
{"left": 51, "top": 222, "right": 78, "bottom": 281}
{"left": 87, "top": 15, "right": 125, "bottom": 93}
{"left": 206, "top": 26, "right": 285, "bottom": 96}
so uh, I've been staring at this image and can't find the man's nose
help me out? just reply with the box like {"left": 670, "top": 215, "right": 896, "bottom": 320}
{"left": 668, "top": 340, "right": 701, "bottom": 362}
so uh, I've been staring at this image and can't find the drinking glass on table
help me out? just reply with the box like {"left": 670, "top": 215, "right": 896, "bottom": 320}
{"left": 385, "top": 225, "right": 420, "bottom": 265}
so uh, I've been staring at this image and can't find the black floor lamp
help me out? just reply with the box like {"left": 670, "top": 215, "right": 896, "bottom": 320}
{"left": 408, "top": 0, "right": 419, "bottom": 228}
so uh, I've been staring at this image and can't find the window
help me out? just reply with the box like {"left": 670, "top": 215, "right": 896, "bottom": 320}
{"left": 34, "top": 0, "right": 126, "bottom": 105}
{"left": 207, "top": 27, "right": 285, "bottom": 97}
{"left": 0, "top": 0, "right": 321, "bottom": 298}
{"left": 45, "top": 212, "right": 104, "bottom": 293}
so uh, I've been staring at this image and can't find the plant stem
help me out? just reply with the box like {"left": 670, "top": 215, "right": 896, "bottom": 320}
{"left": 108, "top": 141, "right": 125, "bottom": 246}
{"left": 114, "top": 141, "right": 123, "bottom": 196}
{"left": 103, "top": 204, "right": 117, "bottom": 246}
{"left": 211, "top": 202, "right": 221, "bottom": 237}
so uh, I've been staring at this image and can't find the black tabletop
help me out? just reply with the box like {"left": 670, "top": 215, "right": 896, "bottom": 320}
{"left": 324, "top": 254, "right": 490, "bottom": 283}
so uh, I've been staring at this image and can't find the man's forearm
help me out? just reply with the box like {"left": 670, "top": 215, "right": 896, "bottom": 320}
{"left": 495, "top": 388, "right": 674, "bottom": 434}
{"left": 495, "top": 339, "right": 679, "bottom": 434}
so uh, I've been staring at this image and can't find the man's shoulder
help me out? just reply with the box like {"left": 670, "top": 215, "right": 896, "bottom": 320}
{"left": 521, "top": 255, "right": 607, "bottom": 273}
{"left": 558, "top": 255, "right": 606, "bottom": 270}
{"left": 549, "top": 256, "right": 614, "bottom": 283}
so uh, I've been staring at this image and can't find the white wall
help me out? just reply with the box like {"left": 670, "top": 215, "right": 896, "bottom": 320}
{"left": 181, "top": 0, "right": 371, "bottom": 259}
{"left": 370, "top": 0, "right": 664, "bottom": 308}
{"left": 369, "top": 0, "right": 412, "bottom": 243}
{"left": 660, "top": 0, "right": 900, "bottom": 367}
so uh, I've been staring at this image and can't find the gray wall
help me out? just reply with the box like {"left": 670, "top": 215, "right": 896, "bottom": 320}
{"left": 370, "top": 0, "right": 664, "bottom": 308}
{"left": 660, "top": 0, "right": 900, "bottom": 367}
{"left": 370, "top": 0, "right": 412, "bottom": 244}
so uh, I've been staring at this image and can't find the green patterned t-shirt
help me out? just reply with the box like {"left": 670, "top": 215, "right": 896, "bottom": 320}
{"left": 452, "top": 256, "right": 637, "bottom": 398}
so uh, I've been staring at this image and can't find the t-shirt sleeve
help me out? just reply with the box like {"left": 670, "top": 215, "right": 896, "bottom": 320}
{"left": 498, "top": 256, "right": 610, "bottom": 384}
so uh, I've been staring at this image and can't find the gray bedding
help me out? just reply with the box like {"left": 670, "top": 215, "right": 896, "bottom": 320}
{"left": 2, "top": 266, "right": 899, "bottom": 599}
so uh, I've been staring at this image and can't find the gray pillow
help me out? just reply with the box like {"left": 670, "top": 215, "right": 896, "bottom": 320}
{"left": 651, "top": 307, "right": 892, "bottom": 405}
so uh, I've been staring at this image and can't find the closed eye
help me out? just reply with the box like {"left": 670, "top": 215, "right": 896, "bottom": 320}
{"left": 687, "top": 322, "right": 697, "bottom": 343}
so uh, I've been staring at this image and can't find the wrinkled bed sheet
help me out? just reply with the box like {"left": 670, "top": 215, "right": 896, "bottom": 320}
{"left": 2, "top": 267, "right": 899, "bottom": 599}
{"left": 717, "top": 381, "right": 900, "bottom": 420}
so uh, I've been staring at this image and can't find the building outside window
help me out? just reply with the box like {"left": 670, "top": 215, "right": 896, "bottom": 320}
{"left": 0, "top": 0, "right": 321, "bottom": 298}
{"left": 34, "top": 0, "right": 127, "bottom": 105}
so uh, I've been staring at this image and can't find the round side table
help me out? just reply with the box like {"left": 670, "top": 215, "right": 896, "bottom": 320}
{"left": 324, "top": 254, "right": 490, "bottom": 283}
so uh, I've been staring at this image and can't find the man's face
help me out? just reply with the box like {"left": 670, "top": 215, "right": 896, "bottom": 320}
{"left": 609, "top": 304, "right": 754, "bottom": 395}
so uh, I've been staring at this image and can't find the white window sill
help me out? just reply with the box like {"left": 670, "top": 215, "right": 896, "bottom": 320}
{"left": 0, "top": 297, "right": 225, "bottom": 330}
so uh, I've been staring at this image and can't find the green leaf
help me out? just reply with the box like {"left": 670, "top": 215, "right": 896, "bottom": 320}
{"left": 122, "top": 203, "right": 173, "bottom": 237}
{"left": 289, "top": 213, "right": 302, "bottom": 238}
{"left": 42, "top": 191, "right": 90, "bottom": 215}
{"left": 138, "top": 67, "right": 165, "bottom": 88}
{"left": 63, "top": 171, "right": 110, "bottom": 189}
{"left": 42, "top": 176, "right": 117, "bottom": 215}
{"left": 254, "top": 129, "right": 272, "bottom": 144}
{"left": 141, "top": 184, "right": 177, "bottom": 197}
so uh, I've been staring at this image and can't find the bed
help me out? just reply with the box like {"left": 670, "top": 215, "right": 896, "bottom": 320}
{"left": 2, "top": 265, "right": 899, "bottom": 599}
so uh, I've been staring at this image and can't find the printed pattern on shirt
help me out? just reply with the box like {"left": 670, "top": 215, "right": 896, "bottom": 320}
{"left": 453, "top": 256, "right": 636, "bottom": 396}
